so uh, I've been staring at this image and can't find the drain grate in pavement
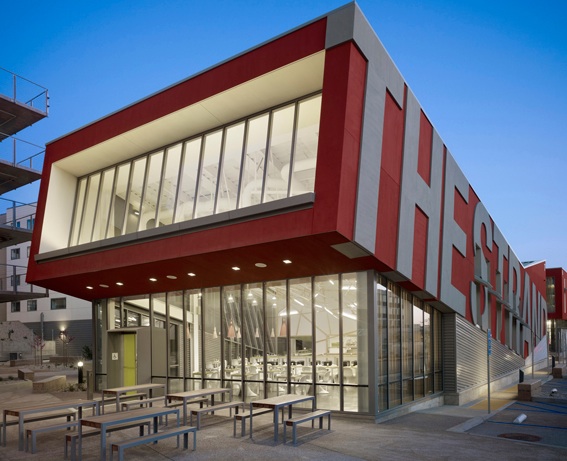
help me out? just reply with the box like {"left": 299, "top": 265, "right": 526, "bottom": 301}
{"left": 498, "top": 433, "right": 541, "bottom": 442}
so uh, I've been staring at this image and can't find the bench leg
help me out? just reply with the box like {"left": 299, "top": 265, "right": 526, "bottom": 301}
{"left": 293, "top": 424, "right": 297, "bottom": 446}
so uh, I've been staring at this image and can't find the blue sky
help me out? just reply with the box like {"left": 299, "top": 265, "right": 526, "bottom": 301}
{"left": 3, "top": 0, "right": 566, "bottom": 268}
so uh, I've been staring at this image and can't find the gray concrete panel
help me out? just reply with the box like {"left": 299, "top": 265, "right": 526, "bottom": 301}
{"left": 439, "top": 151, "right": 469, "bottom": 316}
{"left": 326, "top": 3, "right": 404, "bottom": 107}
{"left": 326, "top": 2, "right": 406, "bottom": 256}
{"left": 353, "top": 66, "right": 386, "bottom": 254}
{"left": 396, "top": 91, "right": 443, "bottom": 297}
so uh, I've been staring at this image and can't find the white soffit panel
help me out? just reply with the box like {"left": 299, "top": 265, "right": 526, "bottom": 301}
{"left": 56, "top": 51, "right": 325, "bottom": 176}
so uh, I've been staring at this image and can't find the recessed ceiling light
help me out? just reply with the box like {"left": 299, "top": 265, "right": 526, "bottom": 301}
{"left": 283, "top": 259, "right": 292, "bottom": 264}
{"left": 255, "top": 263, "right": 267, "bottom": 268}
{"left": 232, "top": 266, "right": 240, "bottom": 271}
{"left": 187, "top": 272, "right": 196, "bottom": 277}
{"left": 86, "top": 286, "right": 93, "bottom": 290}
{"left": 116, "top": 282, "right": 124, "bottom": 286}
{"left": 149, "top": 278, "right": 157, "bottom": 282}
{"left": 99, "top": 284, "right": 109, "bottom": 288}
{"left": 166, "top": 275, "right": 177, "bottom": 279}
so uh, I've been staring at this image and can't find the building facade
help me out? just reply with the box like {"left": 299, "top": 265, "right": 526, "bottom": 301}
{"left": 546, "top": 267, "right": 567, "bottom": 361}
{"left": 27, "top": 3, "right": 547, "bottom": 417}
{"left": 2, "top": 203, "right": 92, "bottom": 358}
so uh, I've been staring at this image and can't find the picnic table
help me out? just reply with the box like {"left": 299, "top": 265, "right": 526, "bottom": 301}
{"left": 250, "top": 394, "right": 315, "bottom": 443}
{"left": 2, "top": 398, "right": 99, "bottom": 451}
{"left": 166, "top": 387, "right": 232, "bottom": 425}
{"left": 77, "top": 406, "right": 179, "bottom": 461}
{"left": 101, "top": 383, "right": 165, "bottom": 413}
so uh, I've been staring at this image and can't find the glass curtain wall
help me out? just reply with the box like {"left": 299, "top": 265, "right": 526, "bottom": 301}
{"left": 69, "top": 93, "right": 321, "bottom": 248}
{"left": 94, "top": 270, "right": 442, "bottom": 414}
{"left": 377, "top": 276, "right": 443, "bottom": 412}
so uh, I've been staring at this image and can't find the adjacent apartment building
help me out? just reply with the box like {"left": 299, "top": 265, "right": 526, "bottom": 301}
{"left": 27, "top": 3, "right": 547, "bottom": 418}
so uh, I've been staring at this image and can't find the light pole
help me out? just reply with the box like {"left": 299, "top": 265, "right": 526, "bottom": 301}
{"left": 77, "top": 361, "right": 84, "bottom": 384}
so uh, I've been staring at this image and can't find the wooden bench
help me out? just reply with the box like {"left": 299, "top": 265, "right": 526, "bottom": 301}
{"left": 190, "top": 401, "right": 244, "bottom": 429}
{"left": 17, "top": 368, "right": 34, "bottom": 380}
{"left": 552, "top": 365, "right": 567, "bottom": 379}
{"left": 0, "top": 408, "right": 77, "bottom": 444}
{"left": 283, "top": 410, "right": 331, "bottom": 446}
{"left": 233, "top": 407, "right": 274, "bottom": 437}
{"left": 109, "top": 425, "right": 197, "bottom": 461}
{"left": 120, "top": 396, "right": 166, "bottom": 411}
{"left": 26, "top": 420, "right": 78, "bottom": 453}
{"left": 64, "top": 421, "right": 151, "bottom": 461}
{"left": 518, "top": 379, "right": 542, "bottom": 401}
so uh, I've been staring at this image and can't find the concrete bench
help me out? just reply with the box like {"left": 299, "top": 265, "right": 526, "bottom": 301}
{"left": 110, "top": 425, "right": 196, "bottom": 461}
{"left": 283, "top": 409, "right": 331, "bottom": 446}
{"left": 518, "top": 379, "right": 542, "bottom": 401}
{"left": 33, "top": 375, "right": 67, "bottom": 393}
{"left": 120, "top": 396, "right": 166, "bottom": 411}
{"left": 233, "top": 407, "right": 274, "bottom": 437}
{"left": 65, "top": 421, "right": 151, "bottom": 461}
{"left": 17, "top": 368, "right": 34, "bottom": 380}
{"left": 552, "top": 365, "right": 567, "bottom": 379}
{"left": 190, "top": 401, "right": 244, "bottom": 429}
{"left": 0, "top": 408, "right": 77, "bottom": 444}
{"left": 26, "top": 420, "right": 78, "bottom": 453}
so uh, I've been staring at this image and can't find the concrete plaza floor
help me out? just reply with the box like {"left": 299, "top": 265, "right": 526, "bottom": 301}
{"left": 0, "top": 366, "right": 566, "bottom": 461}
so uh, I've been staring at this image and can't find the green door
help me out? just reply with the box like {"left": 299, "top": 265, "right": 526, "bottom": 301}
{"left": 123, "top": 334, "right": 136, "bottom": 386}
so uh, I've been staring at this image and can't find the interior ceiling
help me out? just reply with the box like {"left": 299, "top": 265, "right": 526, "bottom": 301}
{"left": 55, "top": 51, "right": 325, "bottom": 178}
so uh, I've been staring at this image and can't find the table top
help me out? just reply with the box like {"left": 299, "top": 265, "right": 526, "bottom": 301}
{"left": 101, "top": 383, "right": 165, "bottom": 395}
{"left": 80, "top": 406, "right": 178, "bottom": 427}
{"left": 4, "top": 399, "right": 98, "bottom": 416}
{"left": 251, "top": 393, "right": 314, "bottom": 408}
{"left": 166, "top": 387, "right": 230, "bottom": 400}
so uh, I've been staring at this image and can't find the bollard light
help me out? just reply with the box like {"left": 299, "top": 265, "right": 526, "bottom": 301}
{"left": 77, "top": 361, "right": 84, "bottom": 384}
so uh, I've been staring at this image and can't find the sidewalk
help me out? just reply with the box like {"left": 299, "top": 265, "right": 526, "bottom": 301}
{"left": 0, "top": 372, "right": 565, "bottom": 460}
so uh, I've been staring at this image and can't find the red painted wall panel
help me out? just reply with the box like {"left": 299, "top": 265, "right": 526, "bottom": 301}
{"left": 313, "top": 41, "right": 366, "bottom": 238}
{"left": 375, "top": 89, "right": 405, "bottom": 269}
{"left": 417, "top": 111, "right": 433, "bottom": 185}
{"left": 412, "top": 206, "right": 428, "bottom": 288}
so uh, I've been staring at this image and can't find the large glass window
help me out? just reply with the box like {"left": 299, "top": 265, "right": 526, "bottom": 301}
{"left": 92, "top": 270, "right": 442, "bottom": 414}
{"left": 203, "top": 287, "right": 221, "bottom": 388}
{"left": 109, "top": 163, "right": 131, "bottom": 237}
{"left": 69, "top": 94, "right": 321, "bottom": 248}
{"left": 314, "top": 275, "right": 340, "bottom": 410}
{"left": 175, "top": 138, "right": 200, "bottom": 223}
{"left": 387, "top": 282, "right": 401, "bottom": 408}
{"left": 217, "top": 123, "right": 245, "bottom": 213}
{"left": 92, "top": 168, "right": 115, "bottom": 242}
{"left": 157, "top": 144, "right": 182, "bottom": 227}
{"left": 195, "top": 131, "right": 222, "bottom": 218}
{"left": 185, "top": 289, "right": 202, "bottom": 389}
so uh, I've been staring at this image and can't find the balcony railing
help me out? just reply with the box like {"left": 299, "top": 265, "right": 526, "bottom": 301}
{"left": 0, "top": 67, "right": 49, "bottom": 115}
{"left": 0, "top": 134, "right": 44, "bottom": 171}
{"left": 0, "top": 263, "right": 48, "bottom": 296}
{"left": 0, "top": 198, "right": 36, "bottom": 230}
